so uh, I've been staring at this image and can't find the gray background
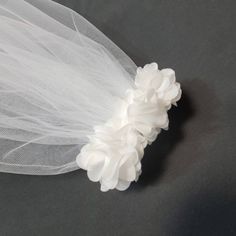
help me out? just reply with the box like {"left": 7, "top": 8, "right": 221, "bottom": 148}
{"left": 0, "top": 0, "right": 235, "bottom": 235}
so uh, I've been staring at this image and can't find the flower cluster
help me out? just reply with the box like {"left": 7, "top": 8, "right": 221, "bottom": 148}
{"left": 76, "top": 63, "right": 181, "bottom": 191}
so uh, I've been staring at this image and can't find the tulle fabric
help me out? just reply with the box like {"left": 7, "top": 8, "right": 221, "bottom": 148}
{"left": 0, "top": 0, "right": 137, "bottom": 174}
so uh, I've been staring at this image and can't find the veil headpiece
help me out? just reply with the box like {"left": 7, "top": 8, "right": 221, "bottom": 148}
{"left": 0, "top": 0, "right": 181, "bottom": 191}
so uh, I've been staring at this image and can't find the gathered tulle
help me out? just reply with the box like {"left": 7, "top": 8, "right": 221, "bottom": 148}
{"left": 0, "top": 0, "right": 137, "bottom": 174}
{"left": 0, "top": 0, "right": 181, "bottom": 191}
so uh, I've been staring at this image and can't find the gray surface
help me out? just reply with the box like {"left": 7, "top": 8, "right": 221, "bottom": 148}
{"left": 0, "top": 0, "right": 236, "bottom": 235}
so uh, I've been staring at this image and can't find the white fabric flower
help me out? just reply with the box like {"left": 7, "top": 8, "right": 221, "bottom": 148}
{"left": 127, "top": 100, "right": 168, "bottom": 143}
{"left": 77, "top": 125, "right": 147, "bottom": 191}
{"left": 76, "top": 62, "right": 181, "bottom": 191}
{"left": 135, "top": 62, "right": 182, "bottom": 108}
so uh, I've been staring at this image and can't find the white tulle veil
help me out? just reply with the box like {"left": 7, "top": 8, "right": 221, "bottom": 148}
{"left": 0, "top": 0, "right": 181, "bottom": 191}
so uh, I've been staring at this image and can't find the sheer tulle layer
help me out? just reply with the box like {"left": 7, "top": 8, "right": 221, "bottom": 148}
{"left": 0, "top": 0, "right": 182, "bottom": 190}
{"left": 0, "top": 0, "right": 137, "bottom": 174}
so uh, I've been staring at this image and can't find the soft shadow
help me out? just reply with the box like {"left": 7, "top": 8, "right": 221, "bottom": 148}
{"left": 127, "top": 77, "right": 221, "bottom": 191}
{"left": 126, "top": 90, "right": 194, "bottom": 191}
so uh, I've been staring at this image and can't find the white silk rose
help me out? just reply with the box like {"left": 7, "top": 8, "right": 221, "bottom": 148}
{"left": 76, "top": 63, "right": 181, "bottom": 191}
